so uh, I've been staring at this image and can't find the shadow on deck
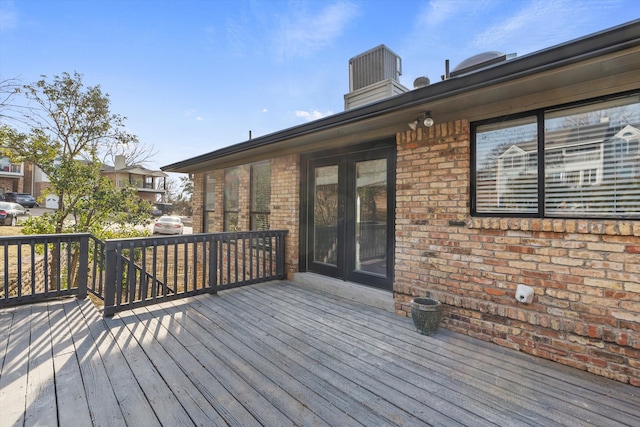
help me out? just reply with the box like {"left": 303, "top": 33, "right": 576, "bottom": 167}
{"left": 1, "top": 280, "right": 638, "bottom": 426}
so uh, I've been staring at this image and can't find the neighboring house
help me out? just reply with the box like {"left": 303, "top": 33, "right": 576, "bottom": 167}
{"left": 101, "top": 155, "right": 168, "bottom": 204}
{"left": 11, "top": 156, "right": 168, "bottom": 206}
{"left": 163, "top": 22, "right": 640, "bottom": 385}
{"left": 0, "top": 156, "right": 24, "bottom": 197}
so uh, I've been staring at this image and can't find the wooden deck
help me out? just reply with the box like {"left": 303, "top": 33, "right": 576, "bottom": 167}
{"left": 1, "top": 281, "right": 638, "bottom": 427}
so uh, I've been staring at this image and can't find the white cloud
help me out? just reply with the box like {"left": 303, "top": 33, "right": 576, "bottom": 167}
{"left": 418, "top": 0, "right": 461, "bottom": 28}
{"left": 274, "top": 1, "right": 359, "bottom": 60}
{"left": 471, "top": 0, "right": 588, "bottom": 53}
{"left": 0, "top": 0, "right": 19, "bottom": 32}
{"left": 262, "top": 108, "right": 268, "bottom": 113}
{"left": 295, "top": 109, "right": 333, "bottom": 122}
{"left": 184, "top": 109, "right": 204, "bottom": 121}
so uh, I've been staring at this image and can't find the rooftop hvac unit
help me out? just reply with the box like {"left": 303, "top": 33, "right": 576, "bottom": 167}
{"left": 349, "top": 44, "right": 402, "bottom": 92}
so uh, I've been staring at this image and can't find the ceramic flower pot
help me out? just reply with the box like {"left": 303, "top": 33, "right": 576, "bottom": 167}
{"left": 410, "top": 297, "right": 443, "bottom": 336}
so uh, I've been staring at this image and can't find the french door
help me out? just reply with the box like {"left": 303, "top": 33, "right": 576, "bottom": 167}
{"left": 303, "top": 144, "right": 395, "bottom": 290}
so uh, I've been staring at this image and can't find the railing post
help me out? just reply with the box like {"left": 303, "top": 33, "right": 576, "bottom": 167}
{"left": 208, "top": 237, "right": 218, "bottom": 294}
{"left": 103, "top": 242, "right": 117, "bottom": 317}
{"left": 76, "top": 235, "right": 89, "bottom": 300}
{"left": 277, "top": 231, "right": 287, "bottom": 279}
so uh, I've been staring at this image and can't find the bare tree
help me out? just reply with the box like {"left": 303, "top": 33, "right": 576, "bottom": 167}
{"left": 100, "top": 139, "right": 158, "bottom": 167}
{"left": 0, "top": 77, "right": 26, "bottom": 124}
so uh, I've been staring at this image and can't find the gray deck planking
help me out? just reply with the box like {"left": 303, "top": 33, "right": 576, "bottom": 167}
{"left": 230, "top": 284, "right": 557, "bottom": 426}
{"left": 62, "top": 295, "right": 127, "bottom": 427}
{"left": 0, "top": 280, "right": 638, "bottom": 427}
{"left": 267, "top": 283, "right": 639, "bottom": 426}
{"left": 1, "top": 304, "right": 31, "bottom": 427}
{"left": 24, "top": 303, "right": 57, "bottom": 427}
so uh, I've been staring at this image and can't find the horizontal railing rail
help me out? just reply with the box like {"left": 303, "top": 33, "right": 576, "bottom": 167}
{"left": 103, "top": 230, "right": 287, "bottom": 316}
{"left": 1, "top": 230, "right": 287, "bottom": 315}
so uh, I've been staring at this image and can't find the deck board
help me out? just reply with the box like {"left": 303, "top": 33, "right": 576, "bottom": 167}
{"left": 234, "top": 284, "right": 543, "bottom": 426}
{"left": 0, "top": 280, "right": 639, "bottom": 427}
{"left": 127, "top": 307, "right": 262, "bottom": 427}
{"left": 62, "top": 295, "right": 126, "bottom": 427}
{"left": 286, "top": 283, "right": 640, "bottom": 425}
{"left": 1, "top": 304, "right": 31, "bottom": 427}
{"left": 24, "top": 304, "right": 57, "bottom": 427}
{"left": 265, "top": 283, "right": 635, "bottom": 426}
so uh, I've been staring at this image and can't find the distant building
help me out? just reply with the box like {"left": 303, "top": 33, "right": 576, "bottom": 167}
{"left": 0, "top": 156, "right": 23, "bottom": 197}
{"left": 100, "top": 155, "right": 168, "bottom": 204}
{"left": 2, "top": 154, "right": 167, "bottom": 205}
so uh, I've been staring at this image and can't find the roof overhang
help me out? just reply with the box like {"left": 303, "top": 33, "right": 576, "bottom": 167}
{"left": 163, "top": 20, "right": 640, "bottom": 174}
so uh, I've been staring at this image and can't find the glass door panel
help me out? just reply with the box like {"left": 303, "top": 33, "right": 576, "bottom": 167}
{"left": 355, "top": 159, "right": 387, "bottom": 275}
{"left": 313, "top": 165, "right": 339, "bottom": 266}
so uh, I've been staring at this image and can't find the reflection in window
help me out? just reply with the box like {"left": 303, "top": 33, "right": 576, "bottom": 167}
{"left": 356, "top": 159, "right": 387, "bottom": 276}
{"left": 314, "top": 165, "right": 338, "bottom": 266}
{"left": 250, "top": 161, "right": 271, "bottom": 231}
{"left": 545, "top": 96, "right": 640, "bottom": 217}
{"left": 224, "top": 168, "right": 239, "bottom": 231}
{"left": 473, "top": 93, "right": 640, "bottom": 218}
{"left": 204, "top": 173, "right": 216, "bottom": 232}
{"left": 475, "top": 116, "right": 538, "bottom": 213}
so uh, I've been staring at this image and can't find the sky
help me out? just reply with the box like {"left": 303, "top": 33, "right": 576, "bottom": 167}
{"left": 1, "top": 0, "right": 639, "bottom": 173}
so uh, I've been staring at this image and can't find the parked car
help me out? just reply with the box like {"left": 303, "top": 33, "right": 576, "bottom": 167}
{"left": 152, "top": 216, "right": 184, "bottom": 235}
{"left": 0, "top": 201, "right": 29, "bottom": 226}
{"left": 4, "top": 192, "right": 39, "bottom": 208}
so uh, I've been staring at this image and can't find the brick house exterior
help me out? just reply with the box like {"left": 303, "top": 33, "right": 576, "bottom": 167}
{"left": 165, "top": 22, "right": 640, "bottom": 384}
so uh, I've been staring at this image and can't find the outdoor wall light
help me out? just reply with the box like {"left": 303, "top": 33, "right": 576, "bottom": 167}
{"left": 408, "top": 111, "right": 434, "bottom": 130}
{"left": 423, "top": 112, "right": 434, "bottom": 127}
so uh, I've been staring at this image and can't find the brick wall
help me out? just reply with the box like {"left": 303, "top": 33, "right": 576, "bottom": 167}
{"left": 270, "top": 154, "right": 300, "bottom": 279}
{"left": 395, "top": 120, "right": 640, "bottom": 385}
{"left": 0, "top": 177, "right": 22, "bottom": 193}
{"left": 192, "top": 172, "right": 204, "bottom": 233}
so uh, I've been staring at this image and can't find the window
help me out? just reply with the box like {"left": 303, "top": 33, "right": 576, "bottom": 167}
{"left": 250, "top": 161, "right": 271, "bottom": 231}
{"left": 130, "top": 176, "right": 143, "bottom": 188}
{"left": 474, "top": 116, "right": 538, "bottom": 214}
{"left": 473, "top": 93, "right": 640, "bottom": 218}
{"left": 223, "top": 167, "right": 240, "bottom": 231}
{"left": 203, "top": 173, "right": 216, "bottom": 232}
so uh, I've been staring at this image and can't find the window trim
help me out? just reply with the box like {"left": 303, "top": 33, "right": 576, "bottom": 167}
{"left": 471, "top": 90, "right": 640, "bottom": 220}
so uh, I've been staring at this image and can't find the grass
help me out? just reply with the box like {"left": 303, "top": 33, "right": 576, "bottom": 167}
{"left": 0, "top": 226, "right": 23, "bottom": 274}
{"left": 0, "top": 225, "right": 23, "bottom": 237}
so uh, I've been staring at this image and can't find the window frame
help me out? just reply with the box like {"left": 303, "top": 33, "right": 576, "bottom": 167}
{"left": 471, "top": 91, "right": 640, "bottom": 220}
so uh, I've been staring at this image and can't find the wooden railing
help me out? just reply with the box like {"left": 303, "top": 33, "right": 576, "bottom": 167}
{"left": 1, "top": 230, "right": 287, "bottom": 316}
{"left": 0, "top": 233, "right": 91, "bottom": 308}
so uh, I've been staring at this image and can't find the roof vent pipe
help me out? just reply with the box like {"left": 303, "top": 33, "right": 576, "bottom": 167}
{"left": 441, "top": 59, "right": 450, "bottom": 81}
